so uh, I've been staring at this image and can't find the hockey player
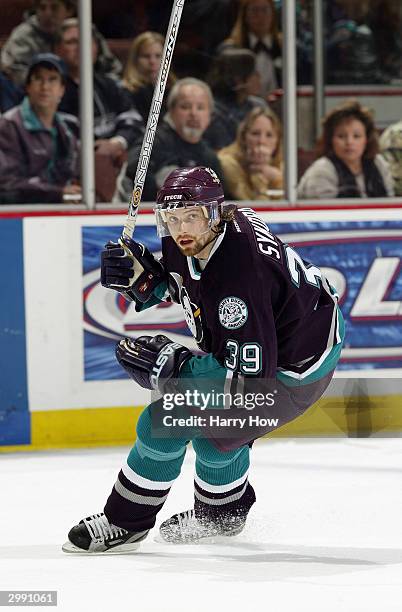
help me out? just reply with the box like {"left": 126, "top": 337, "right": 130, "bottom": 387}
{"left": 63, "top": 166, "right": 344, "bottom": 554}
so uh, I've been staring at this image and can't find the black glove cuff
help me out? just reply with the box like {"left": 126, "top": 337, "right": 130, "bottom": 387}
{"left": 149, "top": 343, "right": 193, "bottom": 392}
{"left": 115, "top": 335, "right": 193, "bottom": 393}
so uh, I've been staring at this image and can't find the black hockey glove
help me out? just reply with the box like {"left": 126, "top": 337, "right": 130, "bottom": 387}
{"left": 100, "top": 238, "right": 166, "bottom": 303}
{"left": 115, "top": 335, "right": 193, "bottom": 392}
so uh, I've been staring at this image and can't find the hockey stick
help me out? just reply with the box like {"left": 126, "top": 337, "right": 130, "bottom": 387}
{"left": 121, "top": 0, "right": 186, "bottom": 242}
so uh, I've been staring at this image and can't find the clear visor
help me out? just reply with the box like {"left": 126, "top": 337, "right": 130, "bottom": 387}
{"left": 154, "top": 201, "right": 220, "bottom": 238}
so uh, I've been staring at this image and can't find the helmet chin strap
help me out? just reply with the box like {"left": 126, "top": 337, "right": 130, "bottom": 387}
{"left": 197, "top": 236, "right": 217, "bottom": 259}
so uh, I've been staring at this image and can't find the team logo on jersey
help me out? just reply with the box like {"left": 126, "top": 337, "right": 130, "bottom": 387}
{"left": 218, "top": 297, "right": 248, "bottom": 329}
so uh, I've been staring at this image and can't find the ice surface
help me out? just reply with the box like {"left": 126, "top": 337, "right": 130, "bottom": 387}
{"left": 1, "top": 439, "right": 402, "bottom": 612}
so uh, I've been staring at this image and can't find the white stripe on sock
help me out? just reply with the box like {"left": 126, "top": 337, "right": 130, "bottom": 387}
{"left": 194, "top": 481, "right": 249, "bottom": 506}
{"left": 122, "top": 462, "right": 175, "bottom": 491}
{"left": 115, "top": 479, "right": 169, "bottom": 506}
{"left": 194, "top": 470, "right": 249, "bottom": 494}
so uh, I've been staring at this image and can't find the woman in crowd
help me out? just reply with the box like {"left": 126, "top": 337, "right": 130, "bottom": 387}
{"left": 222, "top": 0, "right": 282, "bottom": 97}
{"left": 218, "top": 106, "right": 283, "bottom": 200}
{"left": 122, "top": 31, "right": 176, "bottom": 124}
{"left": 298, "top": 100, "right": 394, "bottom": 199}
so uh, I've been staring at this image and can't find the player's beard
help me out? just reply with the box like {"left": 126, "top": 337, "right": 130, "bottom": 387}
{"left": 175, "top": 230, "right": 216, "bottom": 257}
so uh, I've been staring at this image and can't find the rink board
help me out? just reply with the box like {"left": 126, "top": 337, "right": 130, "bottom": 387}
{"left": 1, "top": 208, "right": 402, "bottom": 451}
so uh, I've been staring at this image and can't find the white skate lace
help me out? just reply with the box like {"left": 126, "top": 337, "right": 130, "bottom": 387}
{"left": 173, "top": 509, "right": 216, "bottom": 541}
{"left": 160, "top": 508, "right": 247, "bottom": 543}
{"left": 83, "top": 513, "right": 127, "bottom": 543}
{"left": 176, "top": 509, "right": 196, "bottom": 533}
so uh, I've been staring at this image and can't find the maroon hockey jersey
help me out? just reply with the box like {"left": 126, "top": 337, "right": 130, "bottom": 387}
{"left": 161, "top": 207, "right": 342, "bottom": 382}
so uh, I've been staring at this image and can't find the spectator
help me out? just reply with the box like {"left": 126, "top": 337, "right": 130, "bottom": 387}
{"left": 298, "top": 100, "right": 394, "bottom": 199}
{"left": 124, "top": 78, "right": 224, "bottom": 201}
{"left": 222, "top": 0, "right": 282, "bottom": 97}
{"left": 1, "top": 0, "right": 121, "bottom": 87}
{"left": 0, "top": 66, "right": 24, "bottom": 114}
{"left": 55, "top": 18, "right": 143, "bottom": 201}
{"left": 218, "top": 106, "right": 283, "bottom": 200}
{"left": 369, "top": 0, "right": 402, "bottom": 81}
{"left": 326, "top": 0, "right": 383, "bottom": 84}
{"left": 379, "top": 119, "right": 402, "bottom": 196}
{"left": 172, "top": 0, "right": 240, "bottom": 78}
{"left": 275, "top": 0, "right": 401, "bottom": 84}
{"left": 56, "top": 19, "right": 143, "bottom": 153}
{"left": 205, "top": 48, "right": 268, "bottom": 150}
{"left": 0, "top": 53, "right": 80, "bottom": 204}
{"left": 121, "top": 31, "right": 176, "bottom": 125}
{"left": 1, "top": 0, "right": 75, "bottom": 86}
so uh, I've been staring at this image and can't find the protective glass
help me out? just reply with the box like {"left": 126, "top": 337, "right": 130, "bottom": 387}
{"left": 154, "top": 201, "right": 220, "bottom": 238}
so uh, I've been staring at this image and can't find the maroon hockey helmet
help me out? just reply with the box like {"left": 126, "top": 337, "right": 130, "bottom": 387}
{"left": 155, "top": 167, "right": 227, "bottom": 237}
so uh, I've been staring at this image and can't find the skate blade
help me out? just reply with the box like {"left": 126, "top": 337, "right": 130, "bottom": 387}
{"left": 62, "top": 541, "right": 142, "bottom": 555}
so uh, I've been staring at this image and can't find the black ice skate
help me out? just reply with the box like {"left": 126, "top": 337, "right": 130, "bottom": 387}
{"left": 160, "top": 481, "right": 256, "bottom": 543}
{"left": 62, "top": 512, "right": 149, "bottom": 554}
{"left": 159, "top": 508, "right": 248, "bottom": 543}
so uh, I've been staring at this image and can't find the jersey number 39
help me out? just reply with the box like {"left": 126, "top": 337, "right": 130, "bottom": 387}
{"left": 224, "top": 340, "right": 262, "bottom": 375}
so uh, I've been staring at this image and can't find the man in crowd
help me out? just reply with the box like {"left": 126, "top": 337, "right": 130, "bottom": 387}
{"left": 1, "top": 0, "right": 121, "bottom": 86}
{"left": 0, "top": 53, "right": 80, "bottom": 204}
{"left": 125, "top": 77, "right": 224, "bottom": 200}
{"left": 55, "top": 18, "right": 143, "bottom": 200}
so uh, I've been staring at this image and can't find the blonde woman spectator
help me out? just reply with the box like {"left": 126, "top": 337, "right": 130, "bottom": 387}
{"left": 218, "top": 106, "right": 283, "bottom": 200}
{"left": 223, "top": 0, "right": 281, "bottom": 97}
{"left": 122, "top": 31, "right": 176, "bottom": 124}
{"left": 298, "top": 100, "right": 394, "bottom": 199}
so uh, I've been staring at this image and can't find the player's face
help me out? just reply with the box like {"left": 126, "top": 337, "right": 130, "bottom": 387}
{"left": 26, "top": 67, "right": 65, "bottom": 115}
{"left": 331, "top": 119, "right": 367, "bottom": 167}
{"left": 137, "top": 41, "right": 163, "bottom": 84}
{"left": 245, "top": 0, "right": 273, "bottom": 38}
{"left": 170, "top": 85, "right": 211, "bottom": 144}
{"left": 245, "top": 115, "right": 278, "bottom": 158}
{"left": 165, "top": 207, "right": 215, "bottom": 257}
{"left": 36, "top": 0, "right": 69, "bottom": 33}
